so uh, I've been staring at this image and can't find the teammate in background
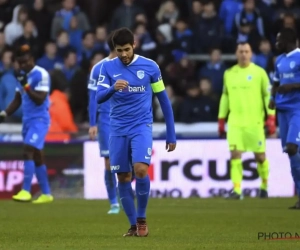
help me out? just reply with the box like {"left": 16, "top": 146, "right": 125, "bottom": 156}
{"left": 88, "top": 32, "right": 120, "bottom": 214}
{"left": 218, "top": 42, "right": 276, "bottom": 200}
{"left": 96, "top": 28, "right": 176, "bottom": 237}
{"left": 270, "top": 28, "right": 300, "bottom": 209}
{"left": 0, "top": 45, "right": 53, "bottom": 203}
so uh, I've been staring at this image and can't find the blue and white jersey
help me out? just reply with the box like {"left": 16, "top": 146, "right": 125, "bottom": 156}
{"left": 15, "top": 65, "right": 50, "bottom": 123}
{"left": 273, "top": 48, "right": 300, "bottom": 110}
{"left": 88, "top": 57, "right": 110, "bottom": 114}
{"left": 97, "top": 55, "right": 163, "bottom": 136}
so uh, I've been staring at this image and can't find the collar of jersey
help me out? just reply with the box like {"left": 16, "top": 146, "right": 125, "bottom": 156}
{"left": 287, "top": 48, "right": 300, "bottom": 57}
{"left": 126, "top": 55, "right": 139, "bottom": 66}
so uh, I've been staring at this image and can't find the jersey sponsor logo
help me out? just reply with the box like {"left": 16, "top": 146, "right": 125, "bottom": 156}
{"left": 290, "top": 61, "right": 295, "bottom": 69}
{"left": 111, "top": 165, "right": 120, "bottom": 171}
{"left": 281, "top": 73, "right": 295, "bottom": 79}
{"left": 119, "top": 85, "right": 146, "bottom": 93}
{"left": 137, "top": 70, "right": 145, "bottom": 79}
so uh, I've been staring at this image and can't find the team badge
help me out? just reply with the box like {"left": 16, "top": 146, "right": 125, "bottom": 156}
{"left": 137, "top": 70, "right": 145, "bottom": 79}
{"left": 147, "top": 148, "right": 152, "bottom": 156}
{"left": 290, "top": 61, "right": 295, "bottom": 69}
{"left": 247, "top": 75, "right": 252, "bottom": 80}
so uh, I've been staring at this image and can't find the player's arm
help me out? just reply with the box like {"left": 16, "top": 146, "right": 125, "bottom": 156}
{"left": 96, "top": 63, "right": 117, "bottom": 103}
{"left": 151, "top": 66, "right": 176, "bottom": 152}
{"left": 269, "top": 62, "right": 280, "bottom": 108}
{"left": 261, "top": 69, "right": 276, "bottom": 135}
{"left": 0, "top": 91, "right": 22, "bottom": 122}
{"left": 88, "top": 66, "right": 98, "bottom": 127}
{"left": 217, "top": 71, "right": 229, "bottom": 137}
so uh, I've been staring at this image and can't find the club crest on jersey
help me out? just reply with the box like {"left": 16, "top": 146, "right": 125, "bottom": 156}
{"left": 137, "top": 70, "right": 145, "bottom": 79}
{"left": 290, "top": 61, "right": 295, "bottom": 69}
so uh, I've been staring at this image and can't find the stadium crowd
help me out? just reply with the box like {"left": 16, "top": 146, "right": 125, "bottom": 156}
{"left": 0, "top": 0, "right": 299, "bottom": 131}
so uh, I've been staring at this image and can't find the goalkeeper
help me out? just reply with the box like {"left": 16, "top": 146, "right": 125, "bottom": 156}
{"left": 218, "top": 42, "right": 276, "bottom": 199}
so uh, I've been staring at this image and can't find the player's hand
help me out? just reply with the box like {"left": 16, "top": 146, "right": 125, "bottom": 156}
{"left": 268, "top": 100, "right": 275, "bottom": 110}
{"left": 0, "top": 111, "right": 6, "bottom": 123}
{"left": 218, "top": 118, "right": 226, "bottom": 138}
{"left": 14, "top": 70, "right": 28, "bottom": 87}
{"left": 114, "top": 79, "right": 128, "bottom": 91}
{"left": 89, "top": 126, "right": 98, "bottom": 140}
{"left": 265, "top": 115, "right": 276, "bottom": 135}
{"left": 277, "top": 84, "right": 296, "bottom": 94}
{"left": 166, "top": 143, "right": 176, "bottom": 152}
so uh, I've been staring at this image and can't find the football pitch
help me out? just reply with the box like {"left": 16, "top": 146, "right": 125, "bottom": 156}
{"left": 0, "top": 198, "right": 299, "bottom": 250}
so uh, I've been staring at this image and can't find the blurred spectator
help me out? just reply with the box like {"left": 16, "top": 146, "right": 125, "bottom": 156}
{"left": 274, "top": 0, "right": 300, "bottom": 21}
{"left": 193, "top": 0, "right": 222, "bottom": 53}
{"left": 68, "top": 16, "right": 83, "bottom": 51}
{"left": 178, "top": 78, "right": 218, "bottom": 123}
{"left": 94, "top": 25, "right": 109, "bottom": 54}
{"left": 29, "top": 0, "right": 52, "bottom": 44}
{"left": 133, "top": 22, "right": 156, "bottom": 58}
{"left": 153, "top": 85, "right": 180, "bottom": 122}
{"left": 51, "top": 0, "right": 90, "bottom": 40}
{"left": 4, "top": 5, "right": 32, "bottom": 45}
{"left": 165, "top": 55, "right": 196, "bottom": 96}
{"left": 55, "top": 30, "right": 74, "bottom": 60}
{"left": 198, "top": 47, "right": 226, "bottom": 95}
{"left": 46, "top": 89, "right": 78, "bottom": 142}
{"left": 0, "top": 49, "right": 22, "bottom": 122}
{"left": 173, "top": 18, "right": 193, "bottom": 53}
{"left": 36, "top": 41, "right": 63, "bottom": 71}
{"left": 13, "top": 19, "right": 42, "bottom": 59}
{"left": 110, "top": 0, "right": 144, "bottom": 31}
{"left": 235, "top": 0, "right": 264, "bottom": 52}
{"left": 252, "top": 38, "right": 272, "bottom": 69}
{"left": 0, "top": 31, "right": 8, "bottom": 56}
{"left": 189, "top": 0, "right": 203, "bottom": 30}
{"left": 156, "top": 0, "right": 179, "bottom": 27}
{"left": 154, "top": 23, "right": 174, "bottom": 69}
{"left": 77, "top": 31, "right": 95, "bottom": 71}
{"left": 219, "top": 0, "right": 243, "bottom": 35}
{"left": 61, "top": 49, "right": 78, "bottom": 81}
{"left": 0, "top": 0, "right": 13, "bottom": 30}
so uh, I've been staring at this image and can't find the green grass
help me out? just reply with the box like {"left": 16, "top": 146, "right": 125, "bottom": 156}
{"left": 0, "top": 198, "right": 300, "bottom": 250}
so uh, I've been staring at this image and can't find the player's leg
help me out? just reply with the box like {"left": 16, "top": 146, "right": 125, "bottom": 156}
{"left": 12, "top": 143, "right": 35, "bottom": 201}
{"left": 246, "top": 126, "right": 269, "bottom": 198}
{"left": 99, "top": 118, "right": 119, "bottom": 214}
{"left": 32, "top": 149, "right": 53, "bottom": 204}
{"left": 110, "top": 136, "right": 137, "bottom": 236}
{"left": 284, "top": 111, "right": 300, "bottom": 209}
{"left": 226, "top": 125, "right": 244, "bottom": 199}
{"left": 131, "top": 128, "right": 152, "bottom": 237}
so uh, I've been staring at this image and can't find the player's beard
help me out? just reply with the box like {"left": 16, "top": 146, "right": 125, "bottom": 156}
{"left": 120, "top": 54, "right": 134, "bottom": 65}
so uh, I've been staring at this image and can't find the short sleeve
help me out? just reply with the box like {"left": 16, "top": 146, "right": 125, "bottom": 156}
{"left": 88, "top": 65, "right": 98, "bottom": 91}
{"left": 97, "top": 63, "right": 111, "bottom": 89}
{"left": 34, "top": 70, "right": 50, "bottom": 92}
{"left": 150, "top": 62, "right": 165, "bottom": 93}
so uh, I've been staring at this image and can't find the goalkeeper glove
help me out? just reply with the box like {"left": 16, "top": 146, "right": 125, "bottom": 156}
{"left": 218, "top": 118, "right": 226, "bottom": 138}
{"left": 265, "top": 115, "right": 276, "bottom": 135}
{"left": 0, "top": 110, "right": 6, "bottom": 123}
{"left": 14, "top": 70, "right": 28, "bottom": 87}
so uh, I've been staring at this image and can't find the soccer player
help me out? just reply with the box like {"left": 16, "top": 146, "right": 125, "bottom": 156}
{"left": 270, "top": 28, "right": 300, "bottom": 209}
{"left": 0, "top": 45, "right": 53, "bottom": 203}
{"left": 96, "top": 28, "right": 176, "bottom": 237}
{"left": 218, "top": 42, "right": 276, "bottom": 199}
{"left": 88, "top": 33, "right": 121, "bottom": 214}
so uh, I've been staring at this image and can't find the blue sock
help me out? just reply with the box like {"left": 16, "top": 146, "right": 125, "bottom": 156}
{"left": 35, "top": 165, "right": 51, "bottom": 195}
{"left": 135, "top": 175, "right": 150, "bottom": 219}
{"left": 118, "top": 182, "right": 136, "bottom": 225}
{"left": 104, "top": 170, "right": 118, "bottom": 205}
{"left": 289, "top": 153, "right": 300, "bottom": 195}
{"left": 22, "top": 160, "right": 35, "bottom": 192}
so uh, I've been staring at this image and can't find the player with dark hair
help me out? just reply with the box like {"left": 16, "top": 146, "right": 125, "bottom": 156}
{"left": 0, "top": 45, "right": 53, "bottom": 203}
{"left": 88, "top": 32, "right": 121, "bottom": 214}
{"left": 96, "top": 28, "right": 176, "bottom": 237}
{"left": 269, "top": 28, "right": 300, "bottom": 209}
